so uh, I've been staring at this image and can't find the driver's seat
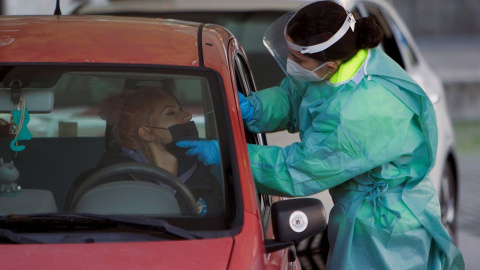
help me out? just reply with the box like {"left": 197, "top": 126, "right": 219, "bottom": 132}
{"left": 75, "top": 181, "right": 181, "bottom": 215}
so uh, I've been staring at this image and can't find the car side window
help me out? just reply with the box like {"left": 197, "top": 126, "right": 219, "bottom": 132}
{"left": 361, "top": 3, "right": 420, "bottom": 71}
{"left": 234, "top": 54, "right": 254, "bottom": 96}
{"left": 388, "top": 15, "right": 419, "bottom": 68}
{"left": 233, "top": 54, "right": 265, "bottom": 144}
{"left": 233, "top": 53, "right": 272, "bottom": 233}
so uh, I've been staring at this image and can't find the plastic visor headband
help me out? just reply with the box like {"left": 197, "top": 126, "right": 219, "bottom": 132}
{"left": 286, "top": 11, "right": 356, "bottom": 54}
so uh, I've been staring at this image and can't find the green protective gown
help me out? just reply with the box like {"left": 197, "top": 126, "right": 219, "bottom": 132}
{"left": 245, "top": 48, "right": 464, "bottom": 269}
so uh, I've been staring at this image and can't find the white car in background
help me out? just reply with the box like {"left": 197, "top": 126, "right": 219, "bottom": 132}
{"left": 74, "top": 0, "right": 459, "bottom": 267}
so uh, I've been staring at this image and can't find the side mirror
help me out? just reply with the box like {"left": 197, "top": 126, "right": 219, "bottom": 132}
{"left": 265, "top": 198, "right": 326, "bottom": 253}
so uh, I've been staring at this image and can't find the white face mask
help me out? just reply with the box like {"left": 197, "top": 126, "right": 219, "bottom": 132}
{"left": 286, "top": 58, "right": 330, "bottom": 82}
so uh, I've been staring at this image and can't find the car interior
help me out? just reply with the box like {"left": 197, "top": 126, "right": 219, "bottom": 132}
{"left": 0, "top": 65, "right": 228, "bottom": 220}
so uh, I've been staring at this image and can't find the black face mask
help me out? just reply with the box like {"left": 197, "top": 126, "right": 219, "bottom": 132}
{"left": 164, "top": 121, "right": 199, "bottom": 168}
{"left": 146, "top": 121, "right": 199, "bottom": 142}
{"left": 167, "top": 121, "right": 199, "bottom": 143}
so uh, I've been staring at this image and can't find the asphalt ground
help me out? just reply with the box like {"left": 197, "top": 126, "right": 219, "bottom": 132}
{"left": 450, "top": 122, "right": 480, "bottom": 269}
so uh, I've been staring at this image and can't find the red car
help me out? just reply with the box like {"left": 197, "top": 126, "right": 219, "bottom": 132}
{"left": 0, "top": 15, "right": 326, "bottom": 269}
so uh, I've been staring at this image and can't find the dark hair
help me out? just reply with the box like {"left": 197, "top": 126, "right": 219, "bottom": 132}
{"left": 287, "top": 1, "right": 383, "bottom": 62}
{"left": 99, "top": 86, "right": 172, "bottom": 149}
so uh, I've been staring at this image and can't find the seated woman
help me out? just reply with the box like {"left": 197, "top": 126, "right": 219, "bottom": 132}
{"left": 65, "top": 86, "right": 222, "bottom": 216}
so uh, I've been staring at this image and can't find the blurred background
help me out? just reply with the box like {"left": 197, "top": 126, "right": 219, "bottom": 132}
{"left": 1, "top": 0, "right": 479, "bottom": 268}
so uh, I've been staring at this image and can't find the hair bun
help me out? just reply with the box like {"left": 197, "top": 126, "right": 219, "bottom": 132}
{"left": 356, "top": 16, "right": 383, "bottom": 49}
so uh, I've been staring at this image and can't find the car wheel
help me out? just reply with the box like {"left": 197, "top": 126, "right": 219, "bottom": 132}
{"left": 439, "top": 161, "right": 457, "bottom": 244}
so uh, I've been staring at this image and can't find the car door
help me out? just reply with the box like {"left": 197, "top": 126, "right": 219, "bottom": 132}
{"left": 229, "top": 41, "right": 301, "bottom": 269}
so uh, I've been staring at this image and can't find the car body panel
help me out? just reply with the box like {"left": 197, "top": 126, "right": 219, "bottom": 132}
{"left": 75, "top": 0, "right": 303, "bottom": 14}
{"left": 231, "top": 212, "right": 278, "bottom": 270}
{"left": 0, "top": 214, "right": 293, "bottom": 270}
{"left": 0, "top": 16, "right": 200, "bottom": 65}
{"left": 0, "top": 238, "right": 233, "bottom": 269}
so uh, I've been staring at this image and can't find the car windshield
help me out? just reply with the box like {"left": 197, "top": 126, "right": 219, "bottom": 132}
{"left": 0, "top": 65, "right": 236, "bottom": 242}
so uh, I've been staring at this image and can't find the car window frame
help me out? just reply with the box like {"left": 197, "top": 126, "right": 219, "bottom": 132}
{"left": 232, "top": 52, "right": 274, "bottom": 236}
{"left": 0, "top": 63, "right": 244, "bottom": 237}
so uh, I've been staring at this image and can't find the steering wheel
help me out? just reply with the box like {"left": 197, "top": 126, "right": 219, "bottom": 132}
{"left": 70, "top": 162, "right": 198, "bottom": 215}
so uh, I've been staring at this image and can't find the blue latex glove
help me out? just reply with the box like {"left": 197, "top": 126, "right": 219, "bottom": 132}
{"left": 238, "top": 92, "right": 254, "bottom": 121}
{"left": 176, "top": 140, "right": 220, "bottom": 166}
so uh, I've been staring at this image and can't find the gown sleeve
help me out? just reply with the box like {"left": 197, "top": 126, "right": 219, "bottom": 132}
{"left": 248, "top": 82, "right": 423, "bottom": 197}
{"left": 244, "top": 78, "right": 295, "bottom": 133}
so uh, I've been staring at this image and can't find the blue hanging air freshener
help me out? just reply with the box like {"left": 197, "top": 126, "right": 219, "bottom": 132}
{"left": 10, "top": 107, "right": 32, "bottom": 152}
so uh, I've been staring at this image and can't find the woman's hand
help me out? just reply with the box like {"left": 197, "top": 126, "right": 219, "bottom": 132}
{"left": 147, "top": 141, "right": 178, "bottom": 175}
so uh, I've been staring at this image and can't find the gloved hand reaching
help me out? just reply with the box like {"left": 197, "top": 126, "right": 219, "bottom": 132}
{"left": 176, "top": 140, "right": 220, "bottom": 166}
{"left": 238, "top": 92, "right": 254, "bottom": 122}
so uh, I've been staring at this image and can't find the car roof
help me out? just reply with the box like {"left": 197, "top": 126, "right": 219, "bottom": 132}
{"left": 0, "top": 15, "right": 221, "bottom": 66}
{"left": 73, "top": 0, "right": 360, "bottom": 14}
{"left": 72, "top": 0, "right": 364, "bottom": 22}
{"left": 75, "top": 0, "right": 304, "bottom": 14}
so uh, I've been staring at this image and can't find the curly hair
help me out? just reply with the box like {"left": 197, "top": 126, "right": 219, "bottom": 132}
{"left": 99, "top": 86, "right": 172, "bottom": 149}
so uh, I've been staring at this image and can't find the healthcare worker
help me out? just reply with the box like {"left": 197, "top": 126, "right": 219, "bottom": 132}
{"left": 178, "top": 1, "right": 464, "bottom": 269}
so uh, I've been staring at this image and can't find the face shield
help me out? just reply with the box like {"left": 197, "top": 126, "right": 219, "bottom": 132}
{"left": 263, "top": 1, "right": 356, "bottom": 89}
